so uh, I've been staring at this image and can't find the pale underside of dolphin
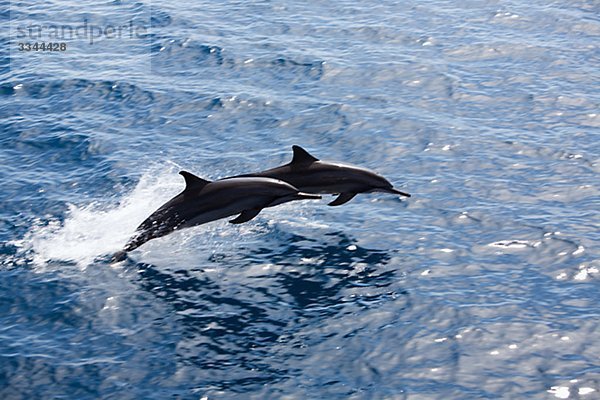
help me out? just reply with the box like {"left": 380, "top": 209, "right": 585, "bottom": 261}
{"left": 120, "top": 173, "right": 321, "bottom": 254}
{"left": 235, "top": 145, "right": 411, "bottom": 206}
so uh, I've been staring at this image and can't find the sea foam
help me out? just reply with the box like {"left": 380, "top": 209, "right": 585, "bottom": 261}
{"left": 14, "top": 164, "right": 183, "bottom": 268}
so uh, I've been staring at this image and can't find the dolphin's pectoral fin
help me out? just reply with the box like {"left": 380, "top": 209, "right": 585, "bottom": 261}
{"left": 328, "top": 192, "right": 357, "bottom": 206}
{"left": 229, "top": 208, "right": 262, "bottom": 224}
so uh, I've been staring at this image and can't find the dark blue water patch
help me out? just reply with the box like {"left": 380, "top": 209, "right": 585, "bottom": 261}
{"left": 250, "top": 231, "right": 395, "bottom": 309}
{"left": 1, "top": 80, "right": 154, "bottom": 124}
{"left": 0, "top": 36, "right": 10, "bottom": 79}
{"left": 0, "top": 7, "right": 8, "bottom": 22}
{"left": 19, "top": 78, "right": 156, "bottom": 107}
{"left": 239, "top": 56, "right": 326, "bottom": 93}
{"left": 0, "top": 83, "right": 15, "bottom": 96}
{"left": 149, "top": 36, "right": 326, "bottom": 90}
{"left": 2, "top": 122, "right": 106, "bottom": 175}
{"left": 1, "top": 78, "right": 243, "bottom": 141}
{"left": 0, "top": 266, "right": 180, "bottom": 399}
{"left": 150, "top": 39, "right": 225, "bottom": 71}
{"left": 0, "top": 241, "right": 20, "bottom": 267}
{"left": 149, "top": 6, "right": 171, "bottom": 28}
{"left": 126, "top": 229, "right": 405, "bottom": 394}
{"left": 270, "top": 57, "right": 324, "bottom": 82}
{"left": 134, "top": 262, "right": 292, "bottom": 393}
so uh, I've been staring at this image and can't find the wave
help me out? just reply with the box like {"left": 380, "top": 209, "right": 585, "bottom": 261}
{"left": 12, "top": 164, "right": 183, "bottom": 268}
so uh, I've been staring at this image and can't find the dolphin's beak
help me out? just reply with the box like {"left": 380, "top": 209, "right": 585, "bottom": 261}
{"left": 381, "top": 187, "right": 411, "bottom": 197}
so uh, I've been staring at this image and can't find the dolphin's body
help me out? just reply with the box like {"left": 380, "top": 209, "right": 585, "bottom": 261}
{"left": 121, "top": 172, "right": 321, "bottom": 253}
{"left": 236, "top": 145, "right": 410, "bottom": 206}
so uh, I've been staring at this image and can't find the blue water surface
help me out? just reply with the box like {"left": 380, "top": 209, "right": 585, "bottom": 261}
{"left": 1, "top": 0, "right": 599, "bottom": 399}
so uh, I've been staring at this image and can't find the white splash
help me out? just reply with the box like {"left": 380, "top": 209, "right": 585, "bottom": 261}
{"left": 548, "top": 386, "right": 570, "bottom": 399}
{"left": 13, "top": 165, "right": 184, "bottom": 268}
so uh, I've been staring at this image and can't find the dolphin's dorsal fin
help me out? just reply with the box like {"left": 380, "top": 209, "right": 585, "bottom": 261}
{"left": 291, "top": 145, "right": 319, "bottom": 165}
{"left": 179, "top": 171, "right": 210, "bottom": 191}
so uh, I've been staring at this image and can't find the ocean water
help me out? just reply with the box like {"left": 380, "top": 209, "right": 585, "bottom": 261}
{"left": 1, "top": 0, "right": 599, "bottom": 398}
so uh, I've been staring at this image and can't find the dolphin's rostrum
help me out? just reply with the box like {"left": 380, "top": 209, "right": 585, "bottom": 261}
{"left": 237, "top": 145, "right": 410, "bottom": 206}
{"left": 120, "top": 173, "right": 321, "bottom": 254}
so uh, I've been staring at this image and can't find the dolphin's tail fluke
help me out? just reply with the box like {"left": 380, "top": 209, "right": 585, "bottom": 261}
{"left": 110, "top": 250, "right": 129, "bottom": 263}
{"left": 110, "top": 236, "right": 142, "bottom": 263}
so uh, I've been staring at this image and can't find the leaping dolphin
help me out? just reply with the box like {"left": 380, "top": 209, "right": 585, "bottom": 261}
{"left": 236, "top": 145, "right": 410, "bottom": 206}
{"left": 119, "top": 172, "right": 321, "bottom": 254}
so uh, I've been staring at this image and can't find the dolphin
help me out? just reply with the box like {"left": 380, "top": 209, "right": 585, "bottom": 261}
{"left": 118, "top": 172, "right": 321, "bottom": 255}
{"left": 236, "top": 145, "right": 410, "bottom": 206}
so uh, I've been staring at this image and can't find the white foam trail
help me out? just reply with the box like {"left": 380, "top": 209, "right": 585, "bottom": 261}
{"left": 14, "top": 164, "right": 184, "bottom": 268}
